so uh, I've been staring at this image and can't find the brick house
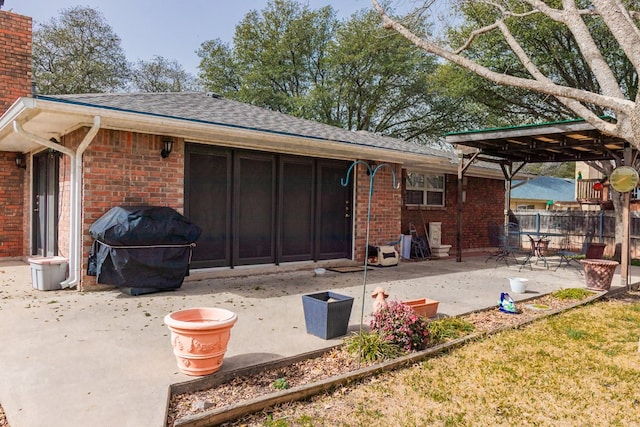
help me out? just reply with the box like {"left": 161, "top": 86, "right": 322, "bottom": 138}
{"left": 0, "top": 10, "right": 505, "bottom": 291}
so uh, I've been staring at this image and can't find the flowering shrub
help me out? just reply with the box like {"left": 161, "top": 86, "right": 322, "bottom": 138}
{"left": 370, "top": 301, "right": 430, "bottom": 352}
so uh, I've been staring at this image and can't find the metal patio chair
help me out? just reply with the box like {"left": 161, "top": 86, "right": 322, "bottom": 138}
{"left": 555, "top": 232, "right": 604, "bottom": 271}
{"left": 409, "top": 223, "right": 430, "bottom": 259}
{"left": 486, "top": 222, "right": 521, "bottom": 267}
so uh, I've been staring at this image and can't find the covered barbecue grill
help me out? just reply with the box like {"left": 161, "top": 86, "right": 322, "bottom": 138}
{"left": 87, "top": 206, "right": 201, "bottom": 295}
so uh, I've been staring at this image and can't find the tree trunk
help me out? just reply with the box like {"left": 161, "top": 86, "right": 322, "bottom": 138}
{"left": 611, "top": 189, "right": 624, "bottom": 262}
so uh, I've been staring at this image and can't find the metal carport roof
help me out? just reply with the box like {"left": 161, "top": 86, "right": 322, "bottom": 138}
{"left": 445, "top": 117, "right": 635, "bottom": 289}
{"left": 445, "top": 117, "right": 631, "bottom": 164}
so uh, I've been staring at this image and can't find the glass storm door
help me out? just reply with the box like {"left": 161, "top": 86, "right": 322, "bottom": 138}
{"left": 278, "top": 156, "right": 315, "bottom": 262}
{"left": 185, "top": 146, "right": 232, "bottom": 268}
{"left": 233, "top": 152, "right": 276, "bottom": 266}
{"left": 185, "top": 143, "right": 352, "bottom": 267}
{"left": 31, "top": 151, "right": 59, "bottom": 257}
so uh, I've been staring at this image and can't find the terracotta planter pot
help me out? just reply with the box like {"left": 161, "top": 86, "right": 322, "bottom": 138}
{"left": 580, "top": 259, "right": 619, "bottom": 291}
{"left": 164, "top": 307, "right": 237, "bottom": 376}
{"left": 403, "top": 298, "right": 439, "bottom": 318}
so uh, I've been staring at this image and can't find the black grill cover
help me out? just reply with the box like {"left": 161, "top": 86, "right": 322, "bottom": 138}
{"left": 87, "top": 206, "right": 201, "bottom": 291}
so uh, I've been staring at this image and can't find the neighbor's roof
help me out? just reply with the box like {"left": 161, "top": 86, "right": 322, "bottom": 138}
{"left": 511, "top": 176, "right": 576, "bottom": 202}
{"left": 0, "top": 92, "right": 503, "bottom": 178}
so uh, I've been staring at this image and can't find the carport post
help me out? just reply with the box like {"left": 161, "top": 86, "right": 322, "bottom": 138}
{"left": 621, "top": 145, "right": 632, "bottom": 289}
{"left": 457, "top": 151, "right": 479, "bottom": 262}
{"left": 499, "top": 162, "right": 526, "bottom": 227}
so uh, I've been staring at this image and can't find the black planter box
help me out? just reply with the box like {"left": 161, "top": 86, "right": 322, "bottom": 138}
{"left": 302, "top": 291, "right": 354, "bottom": 339}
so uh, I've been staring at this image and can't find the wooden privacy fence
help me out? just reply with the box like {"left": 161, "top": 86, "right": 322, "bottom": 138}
{"left": 512, "top": 210, "right": 640, "bottom": 258}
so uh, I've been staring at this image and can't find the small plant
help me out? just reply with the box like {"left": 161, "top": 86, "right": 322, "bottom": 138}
{"left": 428, "top": 317, "right": 475, "bottom": 344}
{"left": 370, "top": 301, "right": 430, "bottom": 352}
{"left": 263, "top": 415, "right": 290, "bottom": 427}
{"left": 272, "top": 377, "right": 290, "bottom": 390}
{"left": 552, "top": 288, "right": 593, "bottom": 300}
{"left": 344, "top": 331, "right": 403, "bottom": 362}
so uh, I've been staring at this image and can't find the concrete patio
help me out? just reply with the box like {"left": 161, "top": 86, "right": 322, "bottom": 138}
{"left": 0, "top": 255, "right": 633, "bottom": 427}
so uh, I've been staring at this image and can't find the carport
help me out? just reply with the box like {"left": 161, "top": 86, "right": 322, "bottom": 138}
{"left": 446, "top": 117, "right": 637, "bottom": 289}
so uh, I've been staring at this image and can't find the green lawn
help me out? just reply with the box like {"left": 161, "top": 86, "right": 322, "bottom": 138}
{"left": 248, "top": 294, "right": 640, "bottom": 426}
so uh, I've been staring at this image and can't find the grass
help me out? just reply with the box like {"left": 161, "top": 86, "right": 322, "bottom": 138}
{"left": 428, "top": 317, "right": 475, "bottom": 344}
{"left": 248, "top": 295, "right": 640, "bottom": 426}
{"left": 551, "top": 287, "right": 594, "bottom": 300}
{"left": 344, "top": 331, "right": 403, "bottom": 363}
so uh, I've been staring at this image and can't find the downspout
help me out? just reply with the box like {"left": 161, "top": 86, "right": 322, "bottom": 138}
{"left": 13, "top": 116, "right": 101, "bottom": 289}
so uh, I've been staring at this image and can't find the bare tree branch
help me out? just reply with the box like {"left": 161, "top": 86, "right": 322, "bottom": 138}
{"left": 371, "top": 0, "right": 640, "bottom": 145}
{"left": 592, "top": 0, "right": 640, "bottom": 72}
{"left": 454, "top": 21, "right": 501, "bottom": 54}
{"left": 371, "top": 1, "right": 634, "bottom": 114}
{"left": 517, "top": 0, "right": 625, "bottom": 99}
{"left": 493, "top": 18, "right": 617, "bottom": 134}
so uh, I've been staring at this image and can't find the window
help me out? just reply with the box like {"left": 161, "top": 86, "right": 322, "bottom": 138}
{"left": 405, "top": 172, "right": 445, "bottom": 206}
{"left": 517, "top": 204, "right": 535, "bottom": 210}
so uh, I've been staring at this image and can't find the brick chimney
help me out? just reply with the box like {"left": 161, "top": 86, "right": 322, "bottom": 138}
{"left": 0, "top": 10, "right": 32, "bottom": 115}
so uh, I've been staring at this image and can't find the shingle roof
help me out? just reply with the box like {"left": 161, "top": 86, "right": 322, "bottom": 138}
{"left": 39, "top": 92, "right": 454, "bottom": 160}
{"left": 511, "top": 176, "right": 576, "bottom": 202}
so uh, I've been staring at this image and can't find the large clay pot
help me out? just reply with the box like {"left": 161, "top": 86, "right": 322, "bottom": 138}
{"left": 164, "top": 307, "right": 237, "bottom": 376}
{"left": 580, "top": 259, "right": 619, "bottom": 291}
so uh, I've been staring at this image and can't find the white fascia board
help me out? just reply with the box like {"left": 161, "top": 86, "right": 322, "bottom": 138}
{"left": 0, "top": 97, "right": 38, "bottom": 151}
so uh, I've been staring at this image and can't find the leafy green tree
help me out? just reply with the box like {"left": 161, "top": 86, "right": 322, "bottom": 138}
{"left": 130, "top": 55, "right": 199, "bottom": 92}
{"left": 198, "top": 0, "right": 336, "bottom": 116}
{"left": 197, "top": 39, "right": 241, "bottom": 95}
{"left": 197, "top": 0, "right": 468, "bottom": 144}
{"left": 373, "top": 0, "right": 640, "bottom": 260}
{"left": 32, "top": 6, "right": 129, "bottom": 94}
{"left": 323, "top": 8, "right": 467, "bottom": 143}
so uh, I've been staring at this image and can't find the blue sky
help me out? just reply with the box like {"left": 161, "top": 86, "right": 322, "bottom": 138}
{"left": 5, "top": 0, "right": 373, "bottom": 76}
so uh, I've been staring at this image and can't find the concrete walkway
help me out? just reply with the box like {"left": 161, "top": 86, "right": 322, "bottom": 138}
{"left": 0, "top": 255, "right": 633, "bottom": 427}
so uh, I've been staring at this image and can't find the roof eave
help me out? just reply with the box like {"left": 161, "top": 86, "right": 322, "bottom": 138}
{"left": 0, "top": 97, "right": 505, "bottom": 179}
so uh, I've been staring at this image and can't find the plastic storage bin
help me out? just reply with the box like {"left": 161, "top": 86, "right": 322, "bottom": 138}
{"left": 28, "top": 257, "right": 68, "bottom": 291}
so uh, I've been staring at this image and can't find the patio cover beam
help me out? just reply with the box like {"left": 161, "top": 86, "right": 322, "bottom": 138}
{"left": 446, "top": 119, "right": 634, "bottom": 290}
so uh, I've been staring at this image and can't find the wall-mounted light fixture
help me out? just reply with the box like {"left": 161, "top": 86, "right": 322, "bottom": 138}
{"left": 15, "top": 153, "right": 26, "bottom": 169}
{"left": 161, "top": 137, "right": 174, "bottom": 158}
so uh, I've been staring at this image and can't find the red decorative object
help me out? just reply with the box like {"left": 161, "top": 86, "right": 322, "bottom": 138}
{"left": 593, "top": 182, "right": 603, "bottom": 191}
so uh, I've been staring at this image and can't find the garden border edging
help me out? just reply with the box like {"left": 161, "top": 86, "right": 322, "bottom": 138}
{"left": 168, "top": 289, "right": 611, "bottom": 427}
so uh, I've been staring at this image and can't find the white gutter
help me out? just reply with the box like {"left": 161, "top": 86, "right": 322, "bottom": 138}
{"left": 13, "top": 116, "right": 101, "bottom": 289}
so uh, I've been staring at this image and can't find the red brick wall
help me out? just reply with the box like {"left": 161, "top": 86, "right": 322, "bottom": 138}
{"left": 60, "top": 128, "right": 184, "bottom": 290}
{"left": 0, "top": 10, "right": 32, "bottom": 114}
{"left": 0, "top": 153, "right": 26, "bottom": 257}
{"left": 0, "top": 11, "right": 31, "bottom": 259}
{"left": 353, "top": 163, "right": 403, "bottom": 261}
{"left": 401, "top": 173, "right": 504, "bottom": 251}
